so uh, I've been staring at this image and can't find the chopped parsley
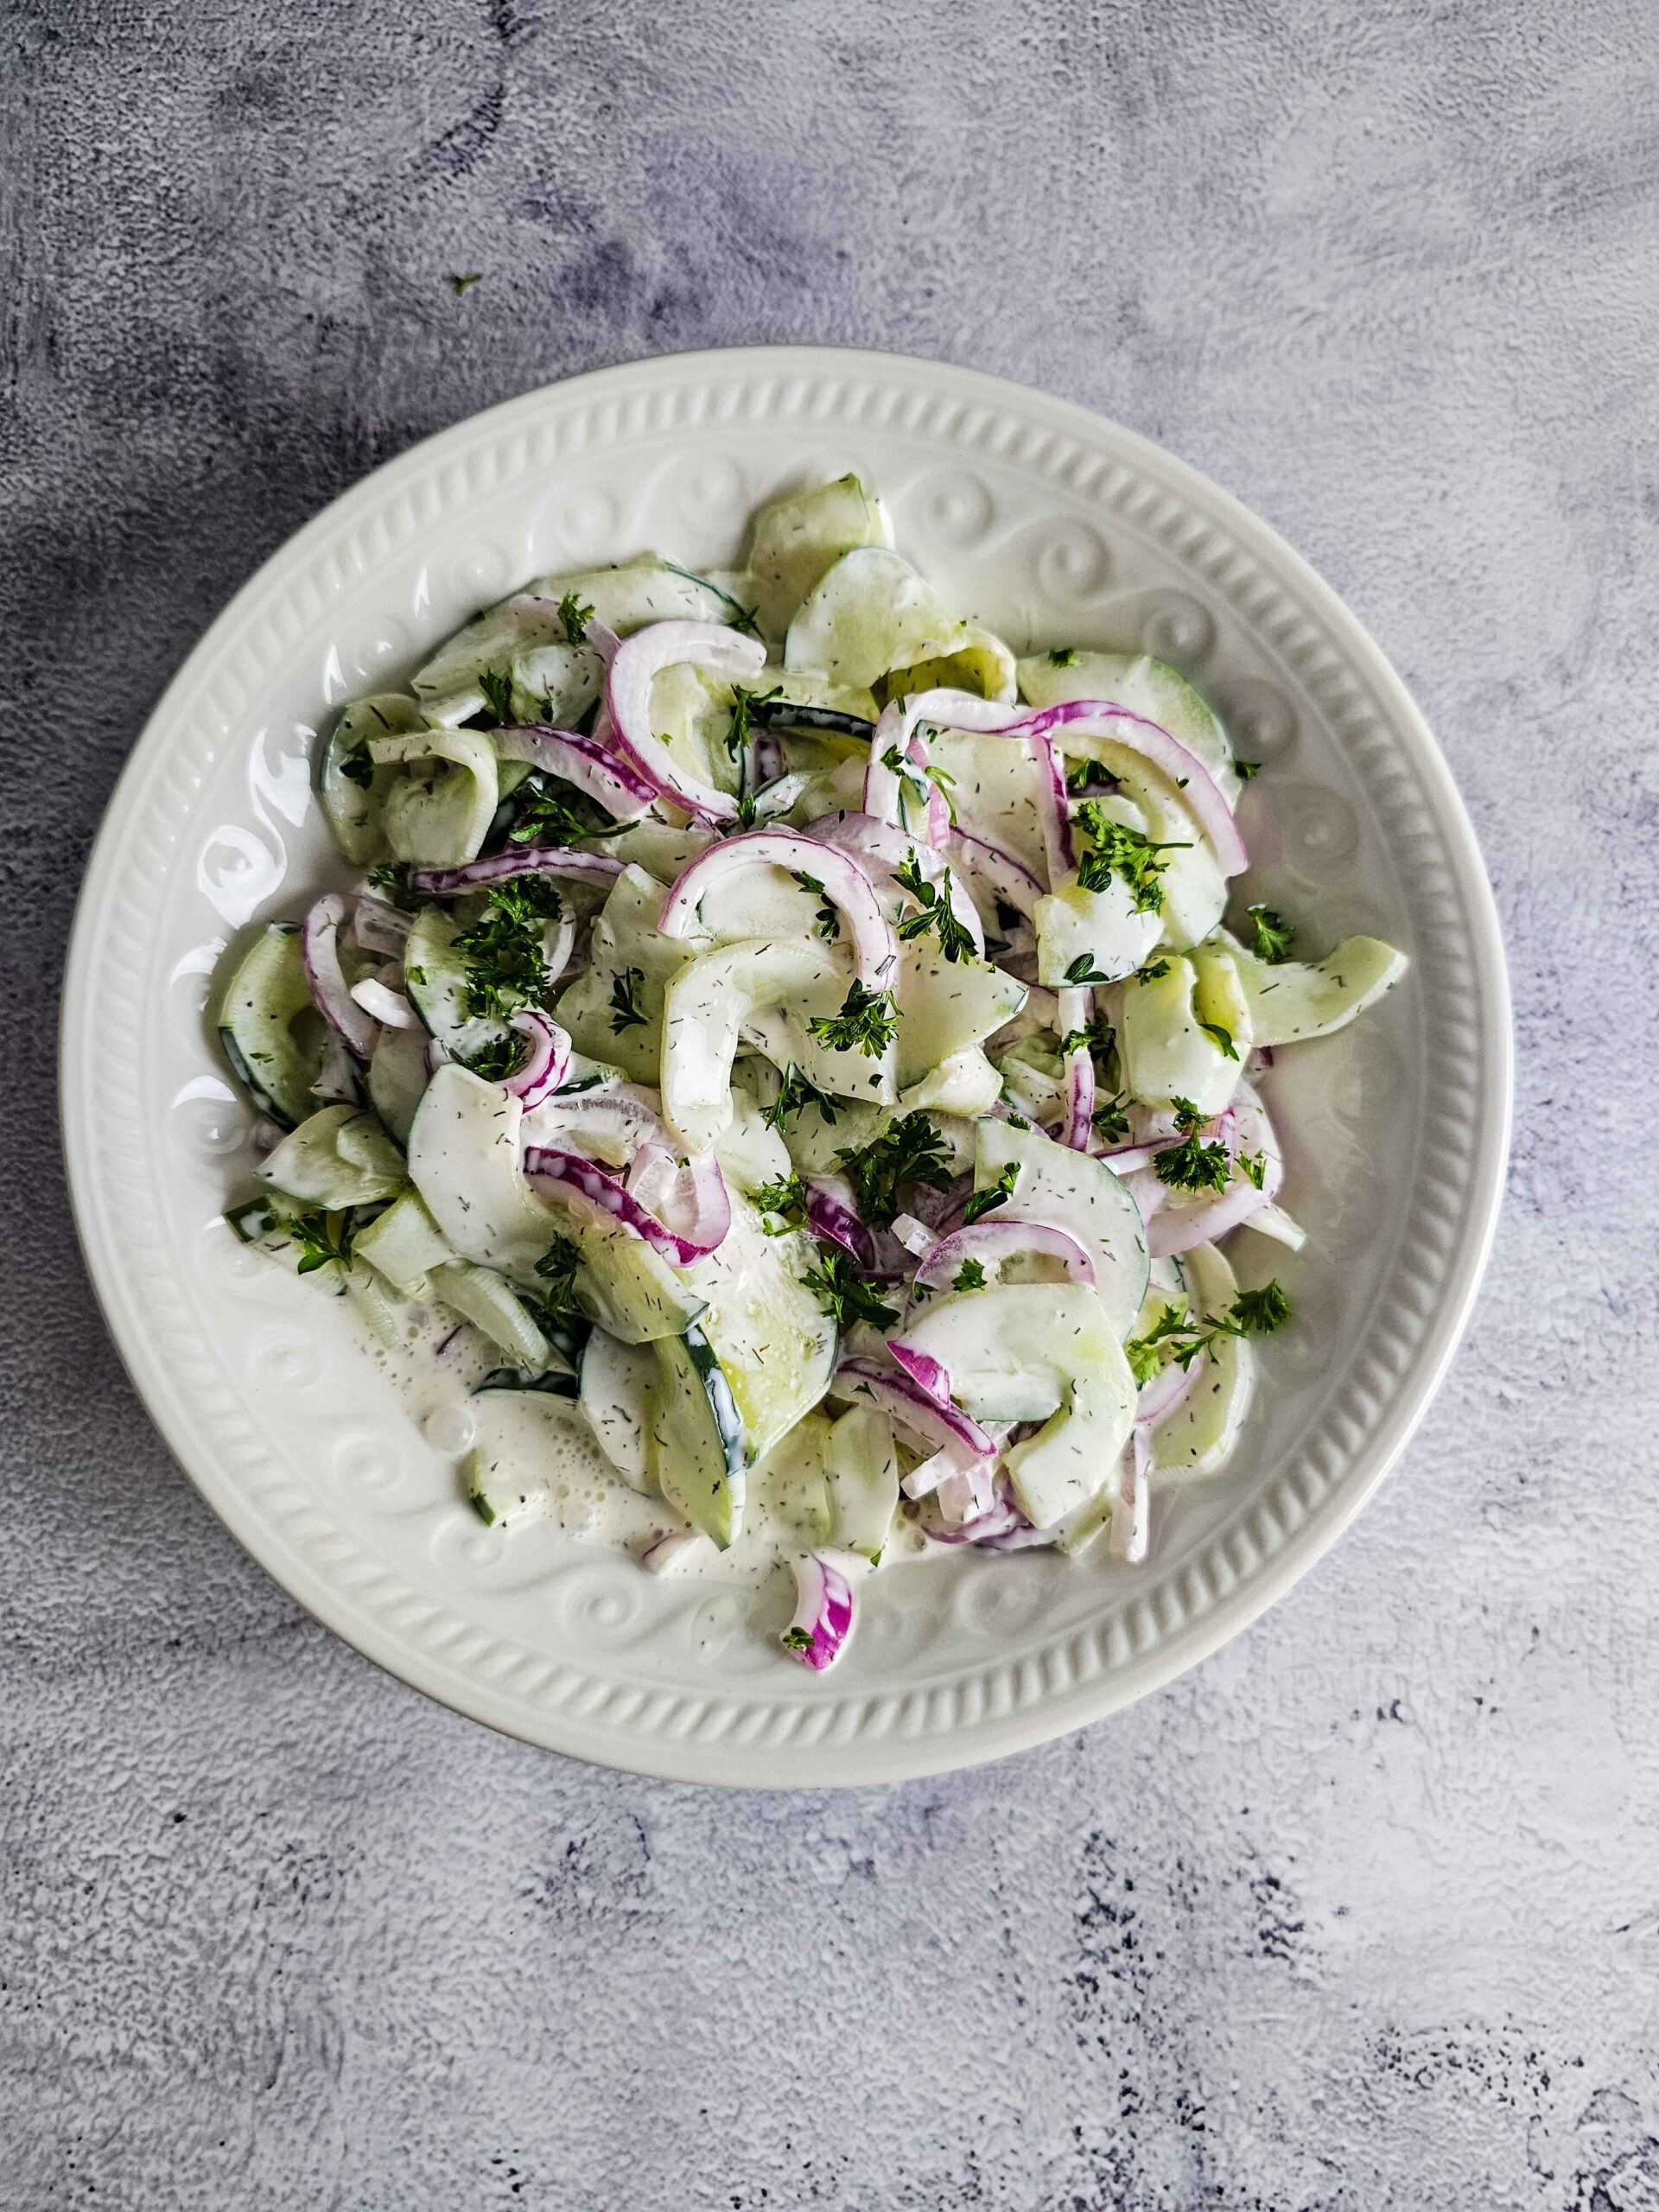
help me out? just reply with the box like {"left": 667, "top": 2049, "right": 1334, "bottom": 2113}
{"left": 803, "top": 1247, "right": 899, "bottom": 1332}
{"left": 1073, "top": 801, "right": 1189, "bottom": 913}
{"left": 893, "top": 851, "right": 976, "bottom": 964}
{"left": 765, "top": 1064, "right": 839, "bottom": 1132}
{"left": 781, "top": 1625, "right": 813, "bottom": 1650}
{"left": 724, "top": 683, "right": 781, "bottom": 767}
{"left": 1239, "top": 1150, "right": 1268, "bottom": 1190}
{"left": 808, "top": 980, "right": 898, "bottom": 1059}
{"left": 1235, "top": 757, "right": 1262, "bottom": 781}
{"left": 1124, "top": 1281, "right": 1293, "bottom": 1382}
{"left": 508, "top": 780, "right": 617, "bottom": 848}
{"left": 750, "top": 1172, "right": 809, "bottom": 1230}
{"left": 447, "top": 271, "right": 484, "bottom": 295}
{"left": 836, "top": 1113, "right": 954, "bottom": 1225}
{"left": 1153, "top": 1097, "right": 1232, "bottom": 1194}
{"left": 478, "top": 668, "right": 515, "bottom": 726}
{"left": 1047, "top": 646, "right": 1078, "bottom": 667}
{"left": 458, "top": 1033, "right": 526, "bottom": 1082}
{"left": 453, "top": 875, "right": 565, "bottom": 1020}
{"left": 791, "top": 872, "right": 841, "bottom": 940}
{"left": 289, "top": 1208, "right": 356, "bottom": 1276}
{"left": 367, "top": 862, "right": 420, "bottom": 912}
{"left": 607, "top": 965, "right": 648, "bottom": 1035}
{"left": 1198, "top": 1019, "right": 1239, "bottom": 1062}
{"left": 530, "top": 1235, "right": 584, "bottom": 1324}
{"left": 557, "top": 593, "right": 594, "bottom": 646}
{"left": 1067, "top": 758, "right": 1116, "bottom": 796}
{"left": 1134, "top": 958, "right": 1172, "bottom": 986}
{"left": 338, "top": 748, "right": 376, "bottom": 789}
{"left": 1246, "top": 904, "right": 1294, "bottom": 963}
{"left": 951, "top": 1258, "right": 988, "bottom": 1292}
{"left": 962, "top": 1162, "right": 1019, "bottom": 1226}
{"left": 880, "top": 743, "right": 956, "bottom": 820}
{"left": 1058, "top": 1014, "right": 1116, "bottom": 1064}
{"left": 1090, "top": 1092, "right": 1131, "bottom": 1145}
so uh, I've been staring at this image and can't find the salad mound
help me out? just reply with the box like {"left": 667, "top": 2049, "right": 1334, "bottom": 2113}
{"left": 219, "top": 475, "right": 1408, "bottom": 1671}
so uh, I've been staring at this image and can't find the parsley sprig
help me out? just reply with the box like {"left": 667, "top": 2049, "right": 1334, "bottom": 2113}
{"left": 893, "top": 851, "right": 976, "bottom": 964}
{"left": 1073, "top": 801, "right": 1190, "bottom": 914}
{"left": 289, "top": 1208, "right": 357, "bottom": 1276}
{"left": 750, "top": 1172, "right": 810, "bottom": 1231}
{"left": 803, "top": 1247, "right": 899, "bottom": 1332}
{"left": 1124, "top": 1281, "right": 1293, "bottom": 1385}
{"left": 509, "top": 781, "right": 618, "bottom": 849}
{"left": 808, "top": 981, "right": 898, "bottom": 1059}
{"left": 1246, "top": 904, "right": 1294, "bottom": 963}
{"left": 607, "top": 965, "right": 648, "bottom": 1035}
{"left": 453, "top": 876, "right": 565, "bottom": 1020}
{"left": 791, "top": 872, "right": 841, "bottom": 940}
{"left": 962, "top": 1162, "right": 1018, "bottom": 1226}
{"left": 478, "top": 668, "right": 515, "bottom": 725}
{"left": 531, "top": 1235, "right": 585, "bottom": 1325}
{"left": 835, "top": 1113, "right": 954, "bottom": 1226}
{"left": 557, "top": 593, "right": 594, "bottom": 646}
{"left": 880, "top": 742, "right": 956, "bottom": 821}
{"left": 1153, "top": 1098, "right": 1232, "bottom": 1194}
{"left": 951, "top": 1258, "right": 988, "bottom": 1292}
{"left": 765, "top": 1064, "right": 840, "bottom": 1132}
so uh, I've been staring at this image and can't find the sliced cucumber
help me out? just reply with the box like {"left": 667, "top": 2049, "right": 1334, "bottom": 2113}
{"left": 403, "top": 904, "right": 499, "bottom": 1058}
{"left": 785, "top": 547, "right": 1015, "bottom": 701}
{"left": 341, "top": 1260, "right": 403, "bottom": 1346}
{"left": 690, "top": 1198, "right": 838, "bottom": 1461}
{"left": 367, "top": 728, "right": 499, "bottom": 869}
{"left": 429, "top": 1262, "right": 550, "bottom": 1367}
{"left": 650, "top": 661, "right": 741, "bottom": 799}
{"left": 713, "top": 1082, "right": 794, "bottom": 1194}
{"left": 1212, "top": 928, "right": 1408, "bottom": 1047}
{"left": 1150, "top": 1243, "right": 1255, "bottom": 1476}
{"left": 600, "top": 818, "right": 716, "bottom": 887}
{"left": 756, "top": 669, "right": 880, "bottom": 730}
{"left": 744, "top": 474, "right": 895, "bottom": 639}
{"left": 823, "top": 1403, "right": 899, "bottom": 1560}
{"left": 928, "top": 727, "right": 1046, "bottom": 885}
{"left": 523, "top": 552, "right": 741, "bottom": 635}
{"left": 1034, "top": 791, "right": 1164, "bottom": 988}
{"left": 1015, "top": 648, "right": 1240, "bottom": 804}
{"left": 893, "top": 944, "right": 1027, "bottom": 1090}
{"left": 659, "top": 937, "right": 851, "bottom": 1152}
{"left": 1118, "top": 950, "right": 1247, "bottom": 1116}
{"left": 463, "top": 1446, "right": 546, "bottom": 1529}
{"left": 894, "top": 1281, "right": 1137, "bottom": 1529}
{"left": 320, "top": 693, "right": 428, "bottom": 866}
{"left": 898, "top": 1046, "right": 1002, "bottom": 1118}
{"left": 216, "top": 924, "right": 325, "bottom": 1130}
{"left": 366, "top": 1022, "right": 429, "bottom": 1145}
{"left": 353, "top": 1189, "right": 456, "bottom": 1295}
{"left": 647, "top": 1324, "right": 747, "bottom": 1548}
{"left": 411, "top": 592, "right": 589, "bottom": 707}
{"left": 973, "top": 1116, "right": 1148, "bottom": 1337}
{"left": 507, "top": 639, "right": 603, "bottom": 728}
{"left": 578, "top": 1328, "right": 655, "bottom": 1491}
{"left": 555, "top": 863, "right": 702, "bottom": 1085}
{"left": 257, "top": 1104, "right": 405, "bottom": 1210}
{"left": 406, "top": 1064, "right": 567, "bottom": 1276}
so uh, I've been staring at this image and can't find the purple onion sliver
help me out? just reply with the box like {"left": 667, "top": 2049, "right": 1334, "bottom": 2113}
{"left": 524, "top": 1144, "right": 730, "bottom": 1263}
{"left": 781, "top": 1552, "right": 857, "bottom": 1671}
{"left": 302, "top": 893, "right": 379, "bottom": 1060}
{"left": 835, "top": 1357, "right": 996, "bottom": 1463}
{"left": 504, "top": 1009, "right": 572, "bottom": 1108}
{"left": 606, "top": 620, "right": 766, "bottom": 824}
{"left": 411, "top": 847, "right": 624, "bottom": 899}
{"left": 492, "top": 724, "right": 658, "bottom": 821}
{"left": 804, "top": 1178, "right": 875, "bottom": 1269}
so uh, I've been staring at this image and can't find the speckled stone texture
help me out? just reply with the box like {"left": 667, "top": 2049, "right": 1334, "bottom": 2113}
{"left": 3, "top": 0, "right": 1656, "bottom": 2204}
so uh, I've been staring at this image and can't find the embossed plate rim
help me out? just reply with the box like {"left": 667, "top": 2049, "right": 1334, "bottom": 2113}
{"left": 61, "top": 346, "right": 1511, "bottom": 1786}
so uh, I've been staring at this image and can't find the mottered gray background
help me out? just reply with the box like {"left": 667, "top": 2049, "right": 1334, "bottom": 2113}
{"left": 3, "top": 0, "right": 1656, "bottom": 2205}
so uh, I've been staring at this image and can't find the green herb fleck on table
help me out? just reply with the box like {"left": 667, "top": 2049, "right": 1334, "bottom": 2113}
{"left": 447, "top": 272, "right": 484, "bottom": 295}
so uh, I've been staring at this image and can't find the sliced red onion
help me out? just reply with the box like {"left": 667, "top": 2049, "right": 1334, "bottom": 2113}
{"left": 1058, "top": 983, "right": 1095, "bottom": 1151}
{"left": 605, "top": 620, "right": 766, "bottom": 823}
{"left": 411, "top": 847, "right": 623, "bottom": 899}
{"left": 522, "top": 1080, "right": 671, "bottom": 1165}
{"left": 805, "top": 1176, "right": 875, "bottom": 1268}
{"left": 658, "top": 831, "right": 896, "bottom": 986}
{"left": 1018, "top": 702, "right": 1248, "bottom": 875}
{"left": 302, "top": 893, "right": 378, "bottom": 1059}
{"left": 1109, "top": 1430, "right": 1151, "bottom": 1562}
{"left": 351, "top": 889, "right": 413, "bottom": 957}
{"left": 910, "top": 1217, "right": 1096, "bottom": 1300}
{"left": 1135, "top": 1349, "right": 1199, "bottom": 1427}
{"left": 926, "top": 1491, "right": 1027, "bottom": 1545}
{"left": 633, "top": 1147, "right": 732, "bottom": 1251}
{"left": 423, "top": 1038, "right": 452, "bottom": 1077}
{"left": 836, "top": 1357, "right": 997, "bottom": 1464}
{"left": 350, "top": 976, "right": 419, "bottom": 1031}
{"left": 524, "top": 1146, "right": 730, "bottom": 1263}
{"left": 861, "top": 702, "right": 907, "bottom": 827}
{"left": 1032, "top": 730, "right": 1075, "bottom": 883}
{"left": 805, "top": 810, "right": 985, "bottom": 955}
{"left": 887, "top": 1341, "right": 951, "bottom": 1402}
{"left": 752, "top": 728, "right": 784, "bottom": 785}
{"left": 781, "top": 1551, "right": 858, "bottom": 1671}
{"left": 505, "top": 1009, "right": 572, "bottom": 1108}
{"left": 434, "top": 1324, "right": 466, "bottom": 1358}
{"left": 944, "top": 826, "right": 1044, "bottom": 920}
{"left": 492, "top": 725, "right": 658, "bottom": 822}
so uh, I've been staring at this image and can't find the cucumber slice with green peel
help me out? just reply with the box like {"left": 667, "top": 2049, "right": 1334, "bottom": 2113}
{"left": 1015, "top": 648, "right": 1241, "bottom": 804}
{"left": 894, "top": 1281, "right": 1138, "bottom": 1529}
{"left": 1150, "top": 1243, "right": 1255, "bottom": 1476}
{"left": 578, "top": 1328, "right": 655, "bottom": 1491}
{"left": 224, "top": 1192, "right": 296, "bottom": 1244}
{"left": 744, "top": 474, "right": 895, "bottom": 639}
{"left": 647, "top": 1324, "right": 747, "bottom": 1548}
{"left": 353, "top": 1190, "right": 455, "bottom": 1296}
{"left": 660, "top": 937, "right": 856, "bottom": 1153}
{"left": 320, "top": 694, "right": 429, "bottom": 865}
{"left": 785, "top": 547, "right": 1016, "bottom": 702}
{"left": 823, "top": 1403, "right": 899, "bottom": 1560}
{"left": 755, "top": 668, "right": 880, "bottom": 731}
{"left": 257, "top": 1104, "right": 406, "bottom": 1211}
{"left": 216, "top": 924, "right": 326, "bottom": 1130}
{"left": 522, "top": 553, "right": 741, "bottom": 637}
{"left": 365, "top": 1022, "right": 429, "bottom": 1145}
{"left": 462, "top": 1448, "right": 546, "bottom": 1529}
{"left": 555, "top": 863, "right": 702, "bottom": 1085}
{"left": 506, "top": 639, "right": 604, "bottom": 728}
{"left": 599, "top": 817, "right": 715, "bottom": 887}
{"left": 402, "top": 904, "right": 500, "bottom": 1059}
{"left": 342, "top": 1262, "right": 403, "bottom": 1346}
{"left": 411, "top": 593, "right": 593, "bottom": 707}
{"left": 429, "top": 1261, "right": 550, "bottom": 1368}
{"left": 690, "top": 1198, "right": 838, "bottom": 1462}
{"left": 1118, "top": 949, "right": 1248, "bottom": 1116}
{"left": 1211, "top": 928, "right": 1408, "bottom": 1046}
{"left": 973, "top": 1116, "right": 1149, "bottom": 1337}
{"left": 368, "top": 728, "right": 499, "bottom": 869}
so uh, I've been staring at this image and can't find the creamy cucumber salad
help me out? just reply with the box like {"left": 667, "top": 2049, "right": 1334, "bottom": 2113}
{"left": 219, "top": 474, "right": 1407, "bottom": 1670}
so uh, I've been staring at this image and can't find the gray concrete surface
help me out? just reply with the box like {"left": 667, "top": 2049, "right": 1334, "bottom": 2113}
{"left": 4, "top": 1, "right": 1657, "bottom": 2205}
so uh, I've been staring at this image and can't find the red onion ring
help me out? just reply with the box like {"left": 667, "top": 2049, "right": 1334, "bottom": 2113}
{"left": 1058, "top": 982, "right": 1095, "bottom": 1151}
{"left": 302, "top": 893, "right": 378, "bottom": 1059}
{"left": 908, "top": 1217, "right": 1096, "bottom": 1302}
{"left": 504, "top": 1009, "right": 572, "bottom": 1109}
{"left": 605, "top": 620, "right": 767, "bottom": 823}
{"left": 782, "top": 1552, "right": 857, "bottom": 1671}
{"left": 804, "top": 1177, "right": 875, "bottom": 1268}
{"left": 491, "top": 725, "right": 658, "bottom": 822}
{"left": 658, "top": 830, "right": 897, "bottom": 987}
{"left": 410, "top": 847, "right": 624, "bottom": 898}
{"left": 836, "top": 1356, "right": 996, "bottom": 1463}
{"left": 524, "top": 1145, "right": 731, "bottom": 1262}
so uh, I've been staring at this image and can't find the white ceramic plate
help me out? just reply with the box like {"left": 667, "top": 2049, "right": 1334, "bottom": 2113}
{"left": 62, "top": 347, "right": 1510, "bottom": 1787}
